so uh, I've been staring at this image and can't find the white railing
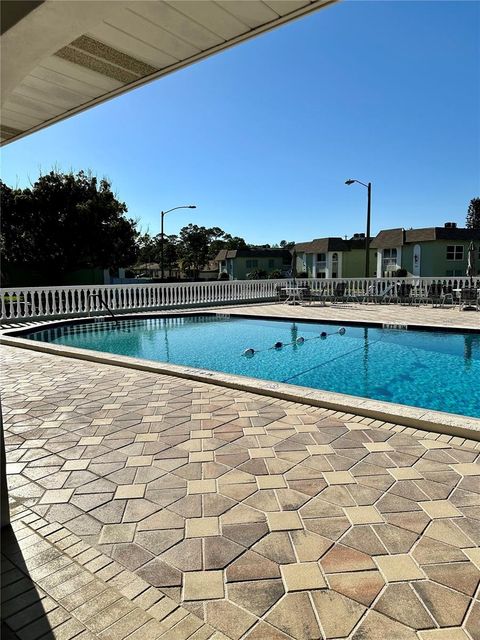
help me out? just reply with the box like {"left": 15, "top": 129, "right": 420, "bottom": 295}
{"left": 1, "top": 276, "right": 479, "bottom": 323}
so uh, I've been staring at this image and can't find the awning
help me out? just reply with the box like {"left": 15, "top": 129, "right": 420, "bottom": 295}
{"left": 1, "top": 0, "right": 337, "bottom": 145}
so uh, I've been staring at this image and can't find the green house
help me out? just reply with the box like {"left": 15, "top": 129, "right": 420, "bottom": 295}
{"left": 371, "top": 223, "right": 480, "bottom": 277}
{"left": 215, "top": 248, "right": 292, "bottom": 280}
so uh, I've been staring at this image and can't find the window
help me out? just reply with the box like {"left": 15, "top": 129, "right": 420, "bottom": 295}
{"left": 382, "top": 248, "right": 397, "bottom": 271}
{"left": 246, "top": 259, "right": 258, "bottom": 269}
{"left": 447, "top": 269, "right": 465, "bottom": 277}
{"left": 446, "top": 245, "right": 464, "bottom": 261}
{"left": 316, "top": 253, "right": 326, "bottom": 262}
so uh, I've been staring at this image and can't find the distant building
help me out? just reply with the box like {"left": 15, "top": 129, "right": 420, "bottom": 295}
{"left": 371, "top": 222, "right": 480, "bottom": 277}
{"left": 216, "top": 248, "right": 292, "bottom": 280}
{"left": 295, "top": 223, "right": 480, "bottom": 279}
{"left": 294, "top": 234, "right": 375, "bottom": 278}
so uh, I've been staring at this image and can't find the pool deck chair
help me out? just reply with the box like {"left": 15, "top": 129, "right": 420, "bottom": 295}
{"left": 396, "top": 283, "right": 414, "bottom": 305}
{"left": 274, "top": 284, "right": 288, "bottom": 303}
{"left": 459, "top": 287, "right": 479, "bottom": 311}
{"left": 307, "top": 284, "right": 328, "bottom": 306}
{"left": 362, "top": 283, "right": 395, "bottom": 304}
{"left": 425, "top": 283, "right": 454, "bottom": 308}
{"left": 332, "top": 282, "right": 357, "bottom": 303}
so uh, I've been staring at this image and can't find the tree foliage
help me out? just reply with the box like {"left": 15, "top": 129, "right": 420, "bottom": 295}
{"left": 135, "top": 225, "right": 247, "bottom": 280}
{"left": 466, "top": 197, "right": 480, "bottom": 229}
{"left": 136, "top": 232, "right": 178, "bottom": 274}
{"left": 177, "top": 225, "right": 222, "bottom": 279}
{"left": 1, "top": 171, "right": 138, "bottom": 272}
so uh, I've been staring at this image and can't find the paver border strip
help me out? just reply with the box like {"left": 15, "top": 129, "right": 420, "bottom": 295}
{"left": 2, "top": 504, "right": 219, "bottom": 640}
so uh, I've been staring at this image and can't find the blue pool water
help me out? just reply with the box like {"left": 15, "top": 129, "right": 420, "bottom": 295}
{"left": 23, "top": 315, "right": 480, "bottom": 418}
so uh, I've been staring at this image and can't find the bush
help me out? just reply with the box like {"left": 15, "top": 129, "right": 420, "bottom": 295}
{"left": 297, "top": 271, "right": 308, "bottom": 278}
{"left": 268, "top": 270, "right": 283, "bottom": 279}
{"left": 218, "top": 271, "right": 229, "bottom": 280}
{"left": 396, "top": 268, "right": 408, "bottom": 277}
{"left": 247, "top": 269, "right": 268, "bottom": 280}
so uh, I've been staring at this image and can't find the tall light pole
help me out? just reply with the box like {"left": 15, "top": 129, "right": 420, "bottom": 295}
{"left": 345, "top": 179, "right": 372, "bottom": 278}
{"left": 160, "top": 205, "right": 196, "bottom": 281}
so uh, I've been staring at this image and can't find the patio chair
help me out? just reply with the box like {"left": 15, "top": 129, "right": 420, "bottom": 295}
{"left": 332, "top": 282, "right": 356, "bottom": 303}
{"left": 442, "top": 285, "right": 455, "bottom": 307}
{"left": 379, "top": 283, "right": 397, "bottom": 304}
{"left": 301, "top": 284, "right": 312, "bottom": 304}
{"left": 274, "top": 284, "right": 288, "bottom": 303}
{"left": 396, "top": 283, "right": 413, "bottom": 305}
{"left": 361, "top": 284, "right": 377, "bottom": 304}
{"left": 425, "top": 283, "right": 454, "bottom": 308}
{"left": 361, "top": 282, "right": 395, "bottom": 304}
{"left": 307, "top": 284, "right": 328, "bottom": 306}
{"left": 459, "top": 288, "right": 479, "bottom": 311}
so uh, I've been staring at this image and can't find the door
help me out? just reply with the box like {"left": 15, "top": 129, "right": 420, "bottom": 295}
{"left": 413, "top": 244, "right": 421, "bottom": 276}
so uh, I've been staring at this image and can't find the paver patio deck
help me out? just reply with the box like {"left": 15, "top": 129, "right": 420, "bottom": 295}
{"left": 217, "top": 301, "right": 480, "bottom": 330}
{"left": 1, "top": 304, "right": 480, "bottom": 639}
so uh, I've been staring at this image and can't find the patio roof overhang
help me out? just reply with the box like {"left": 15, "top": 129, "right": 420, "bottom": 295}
{"left": 1, "top": 0, "right": 337, "bottom": 146}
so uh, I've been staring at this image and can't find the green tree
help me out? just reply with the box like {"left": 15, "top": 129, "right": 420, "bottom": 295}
{"left": 466, "top": 197, "right": 480, "bottom": 229}
{"left": 136, "top": 233, "right": 157, "bottom": 264}
{"left": 136, "top": 225, "right": 247, "bottom": 280}
{"left": 177, "top": 224, "right": 221, "bottom": 279}
{"left": 208, "top": 232, "right": 247, "bottom": 260}
{"left": 1, "top": 171, "right": 138, "bottom": 275}
{"left": 162, "top": 235, "right": 179, "bottom": 277}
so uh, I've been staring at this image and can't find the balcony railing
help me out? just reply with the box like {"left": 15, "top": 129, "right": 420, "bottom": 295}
{"left": 1, "top": 276, "right": 478, "bottom": 323}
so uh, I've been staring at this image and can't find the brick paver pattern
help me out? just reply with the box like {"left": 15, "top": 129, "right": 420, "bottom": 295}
{"left": 2, "top": 344, "right": 480, "bottom": 640}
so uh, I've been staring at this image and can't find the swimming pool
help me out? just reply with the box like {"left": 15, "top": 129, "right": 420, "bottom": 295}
{"left": 21, "top": 314, "right": 480, "bottom": 418}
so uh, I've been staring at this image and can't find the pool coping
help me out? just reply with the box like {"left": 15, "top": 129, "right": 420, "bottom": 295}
{"left": 2, "top": 311, "right": 480, "bottom": 441}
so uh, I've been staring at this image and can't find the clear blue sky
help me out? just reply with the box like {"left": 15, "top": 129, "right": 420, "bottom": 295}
{"left": 1, "top": 0, "right": 479, "bottom": 245}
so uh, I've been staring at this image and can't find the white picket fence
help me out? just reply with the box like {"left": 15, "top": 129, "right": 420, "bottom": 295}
{"left": 1, "top": 276, "right": 478, "bottom": 323}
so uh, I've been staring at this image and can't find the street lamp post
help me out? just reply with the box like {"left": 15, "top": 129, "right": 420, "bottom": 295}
{"left": 345, "top": 179, "right": 372, "bottom": 278}
{"left": 160, "top": 205, "right": 196, "bottom": 281}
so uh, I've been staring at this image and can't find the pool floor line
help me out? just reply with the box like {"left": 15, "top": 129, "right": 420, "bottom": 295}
{"left": 281, "top": 335, "right": 384, "bottom": 384}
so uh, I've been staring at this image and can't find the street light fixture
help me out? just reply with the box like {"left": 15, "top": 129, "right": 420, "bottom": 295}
{"left": 160, "top": 205, "right": 196, "bottom": 281}
{"left": 345, "top": 179, "right": 372, "bottom": 278}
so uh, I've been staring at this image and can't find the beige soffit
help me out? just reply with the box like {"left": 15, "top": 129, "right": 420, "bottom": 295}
{"left": 1, "top": 0, "right": 338, "bottom": 146}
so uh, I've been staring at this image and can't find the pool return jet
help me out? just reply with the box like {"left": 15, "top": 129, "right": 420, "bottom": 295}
{"left": 243, "top": 327, "right": 346, "bottom": 357}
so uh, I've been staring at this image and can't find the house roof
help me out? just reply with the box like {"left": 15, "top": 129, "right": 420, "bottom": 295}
{"left": 371, "top": 226, "right": 480, "bottom": 248}
{"left": 405, "top": 227, "right": 480, "bottom": 242}
{"left": 370, "top": 228, "right": 405, "bottom": 249}
{"left": 215, "top": 248, "right": 292, "bottom": 261}
{"left": 294, "top": 238, "right": 349, "bottom": 253}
